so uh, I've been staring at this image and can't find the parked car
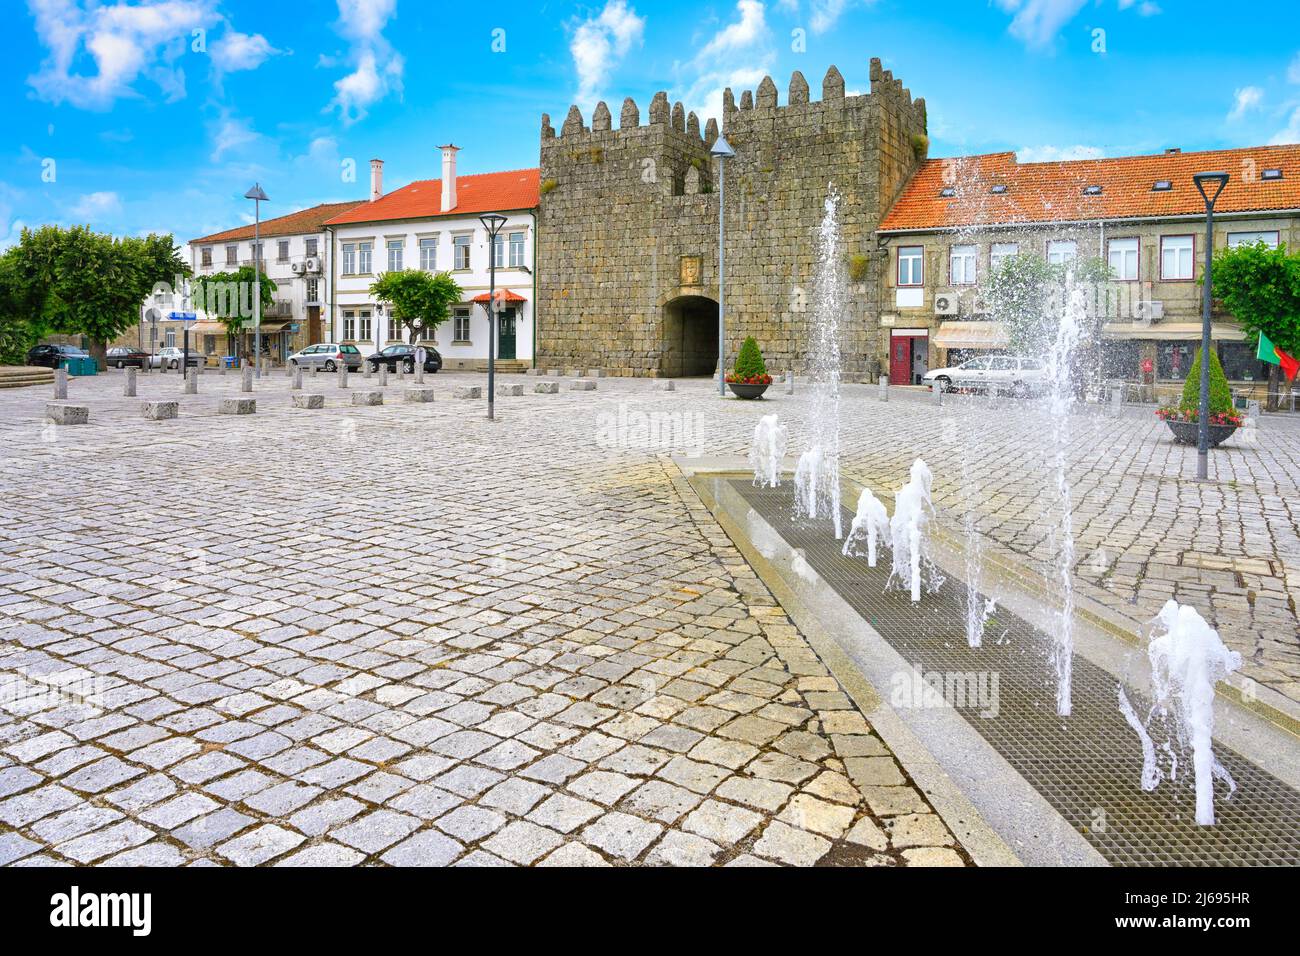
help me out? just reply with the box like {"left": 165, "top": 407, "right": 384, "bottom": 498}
{"left": 149, "top": 347, "right": 203, "bottom": 370}
{"left": 923, "top": 355, "right": 1048, "bottom": 396}
{"left": 26, "top": 344, "right": 89, "bottom": 368}
{"left": 107, "top": 347, "right": 149, "bottom": 369}
{"left": 365, "top": 344, "right": 442, "bottom": 374}
{"left": 287, "top": 343, "right": 363, "bottom": 372}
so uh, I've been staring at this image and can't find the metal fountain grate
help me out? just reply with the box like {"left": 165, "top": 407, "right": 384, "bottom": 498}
{"left": 734, "top": 480, "right": 1300, "bottom": 866}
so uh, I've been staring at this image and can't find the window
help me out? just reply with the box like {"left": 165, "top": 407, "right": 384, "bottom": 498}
{"left": 454, "top": 235, "right": 472, "bottom": 270}
{"left": 1107, "top": 237, "right": 1139, "bottom": 281}
{"left": 277, "top": 240, "right": 289, "bottom": 262}
{"left": 357, "top": 309, "right": 372, "bottom": 341}
{"left": 388, "top": 315, "right": 402, "bottom": 340}
{"left": 225, "top": 245, "right": 238, "bottom": 266}
{"left": 1157, "top": 341, "right": 1198, "bottom": 380}
{"left": 305, "top": 238, "right": 318, "bottom": 257}
{"left": 990, "top": 184, "right": 1007, "bottom": 195}
{"left": 387, "top": 239, "right": 403, "bottom": 272}
{"left": 1047, "top": 240, "right": 1077, "bottom": 265}
{"left": 938, "top": 187, "right": 956, "bottom": 198}
{"left": 200, "top": 246, "right": 212, "bottom": 267}
{"left": 165, "top": 330, "right": 176, "bottom": 348}
{"left": 342, "top": 243, "right": 356, "bottom": 275}
{"left": 419, "top": 237, "right": 437, "bottom": 271}
{"left": 204, "top": 335, "right": 216, "bottom": 355}
{"left": 1083, "top": 185, "right": 1103, "bottom": 196}
{"left": 1227, "top": 231, "right": 1280, "bottom": 249}
{"left": 989, "top": 242, "right": 1019, "bottom": 270}
{"left": 358, "top": 241, "right": 372, "bottom": 274}
{"left": 343, "top": 310, "right": 356, "bottom": 340}
{"left": 251, "top": 242, "right": 263, "bottom": 265}
{"left": 492, "top": 233, "right": 505, "bottom": 269}
{"left": 305, "top": 278, "right": 318, "bottom": 303}
{"left": 1262, "top": 168, "right": 1283, "bottom": 181}
{"left": 1218, "top": 342, "right": 1267, "bottom": 381}
{"left": 949, "top": 244, "right": 977, "bottom": 285}
{"left": 1152, "top": 180, "right": 1173, "bottom": 191}
{"left": 509, "top": 231, "right": 525, "bottom": 267}
{"left": 897, "top": 246, "right": 923, "bottom": 286}
{"left": 1160, "top": 235, "right": 1194, "bottom": 280}
{"left": 453, "top": 307, "right": 471, "bottom": 342}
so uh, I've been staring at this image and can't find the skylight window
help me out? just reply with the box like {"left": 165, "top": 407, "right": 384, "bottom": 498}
{"left": 1083, "top": 185, "right": 1103, "bottom": 196}
{"left": 1152, "top": 180, "right": 1173, "bottom": 191}
{"left": 991, "top": 184, "right": 1007, "bottom": 194}
{"left": 1262, "top": 168, "right": 1283, "bottom": 181}
{"left": 939, "top": 187, "right": 957, "bottom": 198}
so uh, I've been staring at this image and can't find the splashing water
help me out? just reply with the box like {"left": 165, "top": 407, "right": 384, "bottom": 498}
{"left": 750, "top": 414, "right": 788, "bottom": 488}
{"left": 842, "top": 487, "right": 890, "bottom": 567}
{"left": 889, "top": 459, "right": 941, "bottom": 603}
{"left": 962, "top": 508, "right": 996, "bottom": 648}
{"left": 793, "top": 188, "right": 845, "bottom": 538}
{"left": 1117, "top": 686, "right": 1162, "bottom": 792}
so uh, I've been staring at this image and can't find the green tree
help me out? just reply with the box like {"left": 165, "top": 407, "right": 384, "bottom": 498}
{"left": 732, "top": 336, "right": 768, "bottom": 379}
{"left": 191, "top": 266, "right": 278, "bottom": 360}
{"left": 369, "top": 270, "right": 462, "bottom": 343}
{"left": 6, "top": 226, "right": 188, "bottom": 369}
{"left": 981, "top": 252, "right": 1111, "bottom": 355}
{"left": 1179, "top": 347, "right": 1233, "bottom": 415}
{"left": 1207, "top": 241, "right": 1300, "bottom": 409}
{"left": 0, "top": 248, "right": 45, "bottom": 364}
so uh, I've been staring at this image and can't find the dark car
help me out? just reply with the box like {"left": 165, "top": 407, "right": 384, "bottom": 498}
{"left": 26, "top": 344, "right": 89, "bottom": 368}
{"left": 365, "top": 344, "right": 442, "bottom": 374}
{"left": 107, "top": 347, "right": 149, "bottom": 369}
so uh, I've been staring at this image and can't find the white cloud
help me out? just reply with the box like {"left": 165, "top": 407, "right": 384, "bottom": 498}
{"left": 698, "top": 0, "right": 767, "bottom": 59}
{"left": 999, "top": 0, "right": 1158, "bottom": 49}
{"left": 1271, "top": 108, "right": 1300, "bottom": 145}
{"left": 675, "top": 0, "right": 774, "bottom": 124}
{"left": 211, "top": 29, "right": 281, "bottom": 74}
{"left": 26, "top": 0, "right": 217, "bottom": 108}
{"left": 1017, "top": 144, "right": 1105, "bottom": 163}
{"left": 810, "top": 0, "right": 867, "bottom": 34}
{"left": 69, "top": 190, "right": 122, "bottom": 222}
{"left": 210, "top": 111, "right": 258, "bottom": 161}
{"left": 1227, "top": 86, "right": 1263, "bottom": 121}
{"left": 327, "top": 0, "right": 404, "bottom": 123}
{"left": 570, "top": 1, "right": 645, "bottom": 112}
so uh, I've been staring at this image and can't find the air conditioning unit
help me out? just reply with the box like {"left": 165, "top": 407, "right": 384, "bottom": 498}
{"left": 1132, "top": 299, "right": 1164, "bottom": 325}
{"left": 291, "top": 261, "right": 306, "bottom": 275}
{"left": 934, "top": 292, "right": 959, "bottom": 316}
{"left": 304, "top": 257, "right": 322, "bottom": 273}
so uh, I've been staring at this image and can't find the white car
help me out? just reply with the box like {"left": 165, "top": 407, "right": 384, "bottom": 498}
{"left": 923, "top": 355, "right": 1048, "bottom": 396}
{"left": 149, "top": 347, "right": 203, "bottom": 370}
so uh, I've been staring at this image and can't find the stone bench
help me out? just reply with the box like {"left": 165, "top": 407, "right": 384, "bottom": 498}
{"left": 534, "top": 381, "right": 559, "bottom": 394}
{"left": 586, "top": 368, "right": 606, "bottom": 378}
{"left": 565, "top": 367, "right": 582, "bottom": 377}
{"left": 292, "top": 393, "right": 325, "bottom": 409}
{"left": 218, "top": 398, "right": 256, "bottom": 415}
{"left": 526, "top": 368, "right": 543, "bottom": 376}
{"left": 496, "top": 384, "right": 523, "bottom": 397}
{"left": 655, "top": 380, "right": 676, "bottom": 392}
{"left": 403, "top": 387, "right": 435, "bottom": 403}
{"left": 351, "top": 391, "right": 383, "bottom": 406}
{"left": 142, "top": 401, "right": 178, "bottom": 420}
{"left": 570, "top": 380, "right": 597, "bottom": 391}
{"left": 46, "top": 403, "right": 88, "bottom": 425}
{"left": 454, "top": 385, "right": 481, "bottom": 399}
{"left": 546, "top": 368, "right": 561, "bottom": 377}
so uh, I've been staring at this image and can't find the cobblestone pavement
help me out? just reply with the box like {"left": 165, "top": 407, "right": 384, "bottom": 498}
{"left": 0, "top": 369, "right": 968, "bottom": 867}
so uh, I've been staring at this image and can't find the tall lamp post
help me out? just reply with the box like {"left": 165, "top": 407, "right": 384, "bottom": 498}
{"left": 710, "top": 135, "right": 736, "bottom": 397}
{"left": 1192, "top": 171, "right": 1228, "bottom": 481}
{"left": 479, "top": 214, "right": 508, "bottom": 421}
{"left": 244, "top": 183, "right": 269, "bottom": 378}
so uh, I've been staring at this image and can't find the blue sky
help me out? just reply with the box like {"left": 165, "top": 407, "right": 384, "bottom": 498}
{"left": 2, "top": 0, "right": 1297, "bottom": 248}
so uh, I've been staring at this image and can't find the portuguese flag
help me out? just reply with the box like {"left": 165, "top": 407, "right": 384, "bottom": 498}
{"left": 1257, "top": 331, "right": 1300, "bottom": 381}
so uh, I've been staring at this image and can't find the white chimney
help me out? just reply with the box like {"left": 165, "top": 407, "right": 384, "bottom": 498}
{"left": 440, "top": 144, "right": 459, "bottom": 211}
{"left": 369, "top": 159, "right": 384, "bottom": 201}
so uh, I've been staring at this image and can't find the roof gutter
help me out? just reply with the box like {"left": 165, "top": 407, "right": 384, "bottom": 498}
{"left": 877, "top": 207, "right": 1300, "bottom": 235}
{"left": 531, "top": 208, "right": 538, "bottom": 370}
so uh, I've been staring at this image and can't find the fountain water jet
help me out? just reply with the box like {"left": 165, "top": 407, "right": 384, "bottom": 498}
{"left": 889, "top": 459, "right": 941, "bottom": 603}
{"left": 842, "top": 487, "right": 889, "bottom": 567}
{"left": 750, "top": 414, "right": 788, "bottom": 488}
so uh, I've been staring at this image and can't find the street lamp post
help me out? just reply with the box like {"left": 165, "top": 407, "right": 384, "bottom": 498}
{"left": 245, "top": 184, "right": 269, "bottom": 378}
{"left": 1192, "top": 171, "right": 1229, "bottom": 481}
{"left": 710, "top": 135, "right": 736, "bottom": 397}
{"left": 479, "top": 214, "right": 508, "bottom": 421}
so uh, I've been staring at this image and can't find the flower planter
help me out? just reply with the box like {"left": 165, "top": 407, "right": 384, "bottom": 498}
{"left": 727, "top": 382, "right": 770, "bottom": 400}
{"left": 1165, "top": 419, "right": 1238, "bottom": 448}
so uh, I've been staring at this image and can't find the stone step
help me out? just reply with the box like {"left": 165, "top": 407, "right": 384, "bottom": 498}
{"left": 0, "top": 366, "right": 56, "bottom": 389}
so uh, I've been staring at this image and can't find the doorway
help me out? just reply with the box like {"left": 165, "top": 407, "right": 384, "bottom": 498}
{"left": 308, "top": 306, "right": 322, "bottom": 344}
{"left": 498, "top": 308, "right": 517, "bottom": 360}
{"left": 889, "top": 331, "right": 929, "bottom": 385}
{"left": 661, "top": 295, "right": 718, "bottom": 376}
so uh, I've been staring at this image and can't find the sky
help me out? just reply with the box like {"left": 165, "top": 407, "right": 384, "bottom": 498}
{"left": 2, "top": 0, "right": 1297, "bottom": 249}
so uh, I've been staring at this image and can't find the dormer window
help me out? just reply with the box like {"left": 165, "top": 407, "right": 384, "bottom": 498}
{"left": 1153, "top": 180, "right": 1173, "bottom": 191}
{"left": 990, "top": 184, "right": 1007, "bottom": 194}
{"left": 1083, "top": 185, "right": 1103, "bottom": 196}
{"left": 1262, "top": 168, "right": 1283, "bottom": 181}
{"left": 939, "top": 187, "right": 956, "bottom": 198}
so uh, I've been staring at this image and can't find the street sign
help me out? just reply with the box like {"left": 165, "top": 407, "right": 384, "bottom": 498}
{"left": 168, "top": 312, "right": 198, "bottom": 321}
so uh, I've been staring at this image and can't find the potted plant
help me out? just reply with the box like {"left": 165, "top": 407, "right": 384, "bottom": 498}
{"left": 726, "top": 337, "right": 773, "bottom": 399}
{"left": 1156, "top": 347, "right": 1244, "bottom": 447}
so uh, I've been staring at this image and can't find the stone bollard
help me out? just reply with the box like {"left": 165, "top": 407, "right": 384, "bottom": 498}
{"left": 184, "top": 370, "right": 198, "bottom": 395}
{"left": 363, "top": 363, "right": 372, "bottom": 380}
{"left": 535, "top": 381, "right": 559, "bottom": 394}
{"left": 547, "top": 368, "right": 561, "bottom": 377}
{"left": 586, "top": 368, "right": 606, "bottom": 378}
{"left": 46, "top": 403, "right": 88, "bottom": 425}
{"left": 142, "top": 401, "right": 178, "bottom": 421}
{"left": 292, "top": 366, "right": 303, "bottom": 390}
{"left": 497, "top": 383, "right": 523, "bottom": 397}
{"left": 413, "top": 364, "right": 424, "bottom": 384}
{"left": 526, "top": 368, "right": 542, "bottom": 377}
{"left": 454, "top": 385, "right": 481, "bottom": 399}
{"left": 785, "top": 372, "right": 794, "bottom": 395}
{"left": 395, "top": 363, "right": 405, "bottom": 382}
{"left": 352, "top": 390, "right": 383, "bottom": 406}
{"left": 337, "top": 366, "right": 349, "bottom": 389}
{"left": 378, "top": 364, "right": 388, "bottom": 387}
{"left": 571, "top": 380, "right": 597, "bottom": 391}
{"left": 565, "top": 367, "right": 582, "bottom": 377}
{"left": 292, "top": 393, "right": 325, "bottom": 409}
{"left": 931, "top": 382, "right": 943, "bottom": 406}
{"left": 404, "top": 387, "right": 435, "bottom": 403}
{"left": 241, "top": 367, "right": 253, "bottom": 393}
{"left": 310, "top": 364, "right": 319, "bottom": 379}
{"left": 220, "top": 363, "right": 227, "bottom": 377}
{"left": 124, "top": 367, "right": 138, "bottom": 397}
{"left": 1109, "top": 384, "right": 1123, "bottom": 415}
{"left": 218, "top": 398, "right": 255, "bottom": 415}
{"left": 878, "top": 375, "right": 889, "bottom": 402}
{"left": 53, "top": 367, "right": 68, "bottom": 400}
{"left": 656, "top": 380, "right": 676, "bottom": 392}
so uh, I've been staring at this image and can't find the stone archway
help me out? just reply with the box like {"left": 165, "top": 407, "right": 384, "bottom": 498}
{"left": 660, "top": 295, "right": 718, "bottom": 377}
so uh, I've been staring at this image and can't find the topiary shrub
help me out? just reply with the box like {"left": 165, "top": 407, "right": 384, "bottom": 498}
{"left": 1179, "top": 348, "right": 1233, "bottom": 414}
{"left": 728, "top": 336, "right": 771, "bottom": 384}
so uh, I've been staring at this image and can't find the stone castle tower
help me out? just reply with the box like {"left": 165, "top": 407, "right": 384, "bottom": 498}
{"left": 536, "top": 59, "right": 927, "bottom": 378}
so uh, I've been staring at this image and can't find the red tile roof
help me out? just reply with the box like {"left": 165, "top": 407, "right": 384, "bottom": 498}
{"left": 878, "top": 145, "right": 1300, "bottom": 232}
{"left": 324, "top": 169, "right": 541, "bottom": 226}
{"left": 191, "top": 201, "right": 365, "bottom": 244}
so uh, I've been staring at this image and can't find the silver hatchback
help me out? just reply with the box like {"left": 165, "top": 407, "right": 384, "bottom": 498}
{"left": 288, "top": 343, "right": 363, "bottom": 371}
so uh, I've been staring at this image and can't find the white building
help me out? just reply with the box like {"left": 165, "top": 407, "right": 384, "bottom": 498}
{"left": 186, "top": 200, "right": 363, "bottom": 363}
{"left": 323, "top": 148, "right": 541, "bottom": 368}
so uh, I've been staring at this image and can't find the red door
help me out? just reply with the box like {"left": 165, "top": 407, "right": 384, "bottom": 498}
{"left": 890, "top": 337, "right": 911, "bottom": 384}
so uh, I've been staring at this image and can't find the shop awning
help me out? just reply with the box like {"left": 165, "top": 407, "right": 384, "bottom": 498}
{"left": 933, "top": 321, "right": 1009, "bottom": 350}
{"left": 470, "top": 289, "right": 528, "bottom": 304}
{"left": 1100, "top": 322, "right": 1245, "bottom": 342}
{"left": 190, "top": 322, "right": 228, "bottom": 335}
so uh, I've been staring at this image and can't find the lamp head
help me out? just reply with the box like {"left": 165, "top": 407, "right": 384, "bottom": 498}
{"left": 710, "top": 135, "right": 736, "bottom": 160}
{"left": 479, "top": 213, "right": 508, "bottom": 236}
{"left": 1192, "top": 171, "right": 1228, "bottom": 205}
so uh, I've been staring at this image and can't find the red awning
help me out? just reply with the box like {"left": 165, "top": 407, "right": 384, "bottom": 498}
{"left": 470, "top": 289, "right": 527, "bottom": 304}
